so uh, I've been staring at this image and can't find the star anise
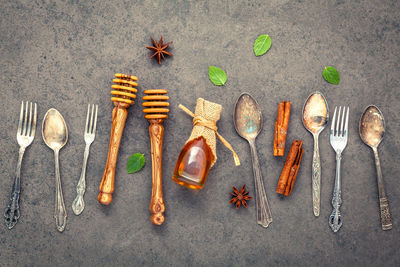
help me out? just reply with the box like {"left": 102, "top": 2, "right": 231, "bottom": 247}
{"left": 230, "top": 185, "right": 252, "bottom": 209}
{"left": 146, "top": 36, "right": 173, "bottom": 64}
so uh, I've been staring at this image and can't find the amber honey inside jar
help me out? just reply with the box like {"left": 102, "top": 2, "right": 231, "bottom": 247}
{"left": 172, "top": 137, "right": 215, "bottom": 189}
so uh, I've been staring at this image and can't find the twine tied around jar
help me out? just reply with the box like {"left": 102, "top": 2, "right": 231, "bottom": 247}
{"left": 178, "top": 100, "right": 240, "bottom": 167}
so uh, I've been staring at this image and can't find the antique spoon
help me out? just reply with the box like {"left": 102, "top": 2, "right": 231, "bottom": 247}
{"left": 42, "top": 108, "right": 68, "bottom": 232}
{"left": 359, "top": 105, "right": 392, "bottom": 230}
{"left": 234, "top": 93, "right": 272, "bottom": 228}
{"left": 302, "top": 92, "right": 329, "bottom": 217}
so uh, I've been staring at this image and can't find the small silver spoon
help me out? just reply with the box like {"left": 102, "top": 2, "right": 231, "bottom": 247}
{"left": 302, "top": 92, "right": 329, "bottom": 217}
{"left": 359, "top": 105, "right": 392, "bottom": 230}
{"left": 234, "top": 93, "right": 272, "bottom": 228}
{"left": 42, "top": 108, "right": 68, "bottom": 232}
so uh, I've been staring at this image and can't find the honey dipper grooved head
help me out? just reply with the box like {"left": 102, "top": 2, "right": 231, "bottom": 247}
{"left": 143, "top": 89, "right": 169, "bottom": 120}
{"left": 111, "top": 73, "right": 138, "bottom": 106}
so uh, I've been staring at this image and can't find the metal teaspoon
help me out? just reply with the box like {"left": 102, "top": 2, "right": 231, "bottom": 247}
{"left": 302, "top": 92, "right": 329, "bottom": 217}
{"left": 359, "top": 105, "right": 392, "bottom": 230}
{"left": 234, "top": 93, "right": 272, "bottom": 228}
{"left": 42, "top": 108, "right": 68, "bottom": 232}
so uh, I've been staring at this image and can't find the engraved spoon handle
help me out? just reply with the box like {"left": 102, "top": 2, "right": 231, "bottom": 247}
{"left": 249, "top": 140, "right": 272, "bottom": 228}
{"left": 312, "top": 134, "right": 321, "bottom": 217}
{"left": 54, "top": 149, "right": 67, "bottom": 232}
{"left": 329, "top": 152, "right": 343, "bottom": 232}
{"left": 72, "top": 144, "right": 90, "bottom": 215}
{"left": 373, "top": 147, "right": 392, "bottom": 230}
{"left": 4, "top": 147, "right": 25, "bottom": 229}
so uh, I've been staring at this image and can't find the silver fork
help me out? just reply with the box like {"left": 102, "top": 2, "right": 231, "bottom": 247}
{"left": 4, "top": 101, "right": 37, "bottom": 229}
{"left": 72, "top": 104, "right": 98, "bottom": 215}
{"left": 329, "top": 106, "right": 349, "bottom": 232}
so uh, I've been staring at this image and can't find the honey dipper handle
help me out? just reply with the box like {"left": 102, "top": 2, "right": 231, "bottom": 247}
{"left": 149, "top": 122, "right": 165, "bottom": 225}
{"left": 98, "top": 107, "right": 128, "bottom": 205}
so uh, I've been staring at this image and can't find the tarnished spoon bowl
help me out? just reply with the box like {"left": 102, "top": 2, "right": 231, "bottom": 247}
{"left": 43, "top": 109, "right": 68, "bottom": 150}
{"left": 359, "top": 105, "right": 384, "bottom": 148}
{"left": 302, "top": 92, "right": 328, "bottom": 217}
{"left": 359, "top": 105, "right": 392, "bottom": 230}
{"left": 233, "top": 93, "right": 272, "bottom": 228}
{"left": 233, "top": 93, "right": 262, "bottom": 140}
{"left": 302, "top": 92, "right": 329, "bottom": 134}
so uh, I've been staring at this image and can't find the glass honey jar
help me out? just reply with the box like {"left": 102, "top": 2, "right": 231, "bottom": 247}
{"left": 172, "top": 136, "right": 215, "bottom": 189}
{"left": 172, "top": 98, "right": 240, "bottom": 190}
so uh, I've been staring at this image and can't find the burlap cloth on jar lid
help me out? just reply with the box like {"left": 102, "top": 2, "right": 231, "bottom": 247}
{"left": 179, "top": 98, "right": 240, "bottom": 167}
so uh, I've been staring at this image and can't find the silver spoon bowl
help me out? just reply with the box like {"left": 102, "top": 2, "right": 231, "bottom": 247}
{"left": 42, "top": 108, "right": 68, "bottom": 232}
{"left": 302, "top": 91, "right": 329, "bottom": 217}
{"left": 234, "top": 93, "right": 272, "bottom": 228}
{"left": 359, "top": 105, "right": 392, "bottom": 230}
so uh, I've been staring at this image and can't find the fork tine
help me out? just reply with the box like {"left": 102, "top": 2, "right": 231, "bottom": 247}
{"left": 89, "top": 104, "right": 94, "bottom": 133}
{"left": 22, "top": 101, "right": 28, "bottom": 135}
{"left": 331, "top": 106, "right": 337, "bottom": 134}
{"left": 336, "top": 106, "right": 342, "bottom": 136}
{"left": 27, "top": 102, "right": 33, "bottom": 136}
{"left": 18, "top": 101, "right": 24, "bottom": 135}
{"left": 344, "top": 107, "right": 349, "bottom": 136}
{"left": 85, "top": 104, "right": 90, "bottom": 134}
{"left": 31, "top": 103, "right": 37, "bottom": 137}
{"left": 92, "top": 105, "right": 98, "bottom": 134}
{"left": 340, "top": 106, "right": 346, "bottom": 137}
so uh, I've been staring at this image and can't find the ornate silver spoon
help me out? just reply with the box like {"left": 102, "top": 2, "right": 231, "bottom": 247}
{"left": 234, "top": 93, "right": 272, "bottom": 228}
{"left": 302, "top": 92, "right": 329, "bottom": 217}
{"left": 359, "top": 105, "right": 392, "bottom": 230}
{"left": 42, "top": 108, "right": 68, "bottom": 232}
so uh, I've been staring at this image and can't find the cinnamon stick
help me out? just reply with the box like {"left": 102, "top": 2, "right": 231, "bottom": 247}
{"left": 273, "top": 101, "right": 291, "bottom": 156}
{"left": 276, "top": 139, "right": 304, "bottom": 196}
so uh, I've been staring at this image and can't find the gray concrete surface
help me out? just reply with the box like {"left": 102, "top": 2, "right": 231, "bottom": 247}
{"left": 0, "top": 0, "right": 399, "bottom": 266}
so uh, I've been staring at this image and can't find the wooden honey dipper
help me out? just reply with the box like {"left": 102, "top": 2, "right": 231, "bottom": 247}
{"left": 142, "top": 89, "right": 169, "bottom": 225}
{"left": 98, "top": 73, "right": 138, "bottom": 205}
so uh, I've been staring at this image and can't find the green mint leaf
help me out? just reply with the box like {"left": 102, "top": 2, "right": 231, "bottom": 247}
{"left": 254, "top": 34, "right": 271, "bottom": 56}
{"left": 323, "top": 66, "right": 340, "bottom": 85}
{"left": 208, "top": 66, "right": 227, "bottom": 86}
{"left": 127, "top": 153, "right": 145, "bottom": 173}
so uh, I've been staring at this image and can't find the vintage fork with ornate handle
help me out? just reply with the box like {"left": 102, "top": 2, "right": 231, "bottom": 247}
{"left": 4, "top": 101, "right": 37, "bottom": 229}
{"left": 328, "top": 106, "right": 349, "bottom": 232}
{"left": 72, "top": 104, "right": 98, "bottom": 215}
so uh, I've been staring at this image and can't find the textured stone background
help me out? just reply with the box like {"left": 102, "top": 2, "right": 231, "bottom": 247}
{"left": 0, "top": 0, "right": 399, "bottom": 266}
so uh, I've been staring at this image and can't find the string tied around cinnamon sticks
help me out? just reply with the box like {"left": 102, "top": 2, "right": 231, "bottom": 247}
{"left": 178, "top": 103, "right": 240, "bottom": 167}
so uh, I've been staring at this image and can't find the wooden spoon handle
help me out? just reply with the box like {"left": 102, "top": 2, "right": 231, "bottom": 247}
{"left": 98, "top": 106, "right": 128, "bottom": 205}
{"left": 148, "top": 122, "right": 165, "bottom": 225}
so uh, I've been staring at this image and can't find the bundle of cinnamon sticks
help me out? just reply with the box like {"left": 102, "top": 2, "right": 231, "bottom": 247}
{"left": 273, "top": 101, "right": 292, "bottom": 156}
{"left": 276, "top": 140, "right": 304, "bottom": 196}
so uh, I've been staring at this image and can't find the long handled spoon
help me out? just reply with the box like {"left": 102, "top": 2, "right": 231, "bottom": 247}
{"left": 359, "top": 105, "right": 392, "bottom": 230}
{"left": 302, "top": 92, "right": 329, "bottom": 217}
{"left": 42, "top": 108, "right": 68, "bottom": 232}
{"left": 234, "top": 93, "right": 272, "bottom": 228}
